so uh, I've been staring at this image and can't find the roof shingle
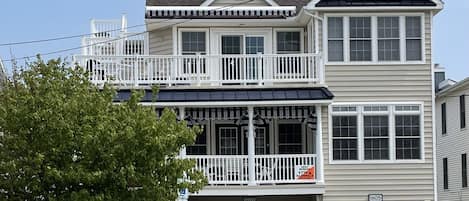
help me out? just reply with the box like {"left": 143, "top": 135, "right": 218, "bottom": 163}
{"left": 315, "top": 0, "right": 437, "bottom": 7}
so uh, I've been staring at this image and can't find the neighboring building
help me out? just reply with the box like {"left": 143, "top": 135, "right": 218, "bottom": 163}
{"left": 74, "top": 0, "right": 444, "bottom": 200}
{"left": 436, "top": 76, "right": 469, "bottom": 201}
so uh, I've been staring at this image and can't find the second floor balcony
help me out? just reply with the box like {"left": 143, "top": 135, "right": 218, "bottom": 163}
{"left": 74, "top": 53, "right": 324, "bottom": 87}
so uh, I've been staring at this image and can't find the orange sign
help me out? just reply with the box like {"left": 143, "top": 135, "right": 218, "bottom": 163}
{"left": 295, "top": 165, "right": 315, "bottom": 180}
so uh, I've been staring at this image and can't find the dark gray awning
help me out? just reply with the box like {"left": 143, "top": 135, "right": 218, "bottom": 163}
{"left": 114, "top": 87, "right": 333, "bottom": 104}
{"left": 315, "top": 0, "right": 437, "bottom": 7}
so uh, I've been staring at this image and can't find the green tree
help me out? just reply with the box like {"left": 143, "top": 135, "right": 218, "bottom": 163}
{"left": 0, "top": 58, "right": 206, "bottom": 201}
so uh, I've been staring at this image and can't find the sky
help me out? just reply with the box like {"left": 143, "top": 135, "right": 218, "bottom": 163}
{"left": 0, "top": 0, "right": 468, "bottom": 81}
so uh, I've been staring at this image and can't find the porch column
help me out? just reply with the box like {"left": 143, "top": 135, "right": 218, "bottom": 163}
{"left": 315, "top": 105, "right": 324, "bottom": 183}
{"left": 247, "top": 106, "right": 256, "bottom": 186}
{"left": 179, "top": 107, "right": 186, "bottom": 158}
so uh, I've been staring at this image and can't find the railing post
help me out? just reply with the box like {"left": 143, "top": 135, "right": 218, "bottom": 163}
{"left": 179, "top": 107, "right": 187, "bottom": 158}
{"left": 196, "top": 53, "right": 201, "bottom": 86}
{"left": 318, "top": 53, "right": 325, "bottom": 85}
{"left": 257, "top": 52, "right": 263, "bottom": 86}
{"left": 315, "top": 105, "right": 324, "bottom": 183}
{"left": 247, "top": 106, "right": 256, "bottom": 186}
{"left": 134, "top": 56, "right": 139, "bottom": 86}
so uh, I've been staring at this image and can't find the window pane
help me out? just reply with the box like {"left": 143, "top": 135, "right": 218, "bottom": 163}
{"left": 406, "top": 16, "right": 421, "bottom": 38}
{"left": 350, "top": 40, "right": 372, "bottom": 61}
{"left": 463, "top": 154, "right": 468, "bottom": 188}
{"left": 222, "top": 35, "right": 242, "bottom": 55}
{"left": 396, "top": 138, "right": 420, "bottom": 159}
{"left": 182, "top": 32, "right": 206, "bottom": 53}
{"left": 442, "top": 103, "right": 447, "bottom": 134}
{"left": 187, "top": 127, "right": 207, "bottom": 155}
{"left": 461, "top": 95, "right": 466, "bottom": 129}
{"left": 364, "top": 138, "right": 389, "bottom": 160}
{"left": 406, "top": 39, "right": 422, "bottom": 61}
{"left": 378, "top": 39, "right": 400, "bottom": 61}
{"left": 364, "top": 116, "right": 389, "bottom": 137}
{"left": 277, "top": 32, "right": 301, "bottom": 54}
{"left": 328, "top": 40, "right": 344, "bottom": 61}
{"left": 395, "top": 115, "right": 420, "bottom": 137}
{"left": 443, "top": 158, "right": 448, "bottom": 189}
{"left": 328, "top": 17, "right": 343, "bottom": 38}
{"left": 332, "top": 116, "right": 357, "bottom": 137}
{"left": 350, "top": 17, "right": 371, "bottom": 38}
{"left": 378, "top": 17, "right": 399, "bottom": 38}
{"left": 333, "top": 139, "right": 358, "bottom": 160}
{"left": 278, "top": 124, "right": 302, "bottom": 154}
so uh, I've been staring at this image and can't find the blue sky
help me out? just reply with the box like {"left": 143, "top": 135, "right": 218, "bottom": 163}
{"left": 0, "top": 0, "right": 468, "bottom": 81}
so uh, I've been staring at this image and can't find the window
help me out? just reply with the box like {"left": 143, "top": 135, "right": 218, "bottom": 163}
{"left": 442, "top": 103, "right": 447, "bottom": 134}
{"left": 326, "top": 15, "right": 424, "bottom": 63}
{"left": 276, "top": 31, "right": 301, "bottom": 54}
{"left": 181, "top": 32, "right": 206, "bottom": 55}
{"left": 327, "top": 17, "right": 344, "bottom": 61}
{"left": 187, "top": 127, "right": 207, "bottom": 155}
{"left": 395, "top": 115, "right": 421, "bottom": 160}
{"left": 332, "top": 116, "right": 358, "bottom": 160}
{"left": 331, "top": 104, "right": 423, "bottom": 162}
{"left": 349, "top": 17, "right": 372, "bottom": 61}
{"left": 463, "top": 154, "right": 467, "bottom": 188}
{"left": 278, "top": 123, "right": 302, "bottom": 154}
{"left": 378, "top": 17, "right": 400, "bottom": 61}
{"left": 364, "top": 116, "right": 389, "bottom": 160}
{"left": 405, "top": 16, "right": 422, "bottom": 61}
{"left": 443, "top": 157, "right": 448, "bottom": 190}
{"left": 461, "top": 95, "right": 466, "bottom": 129}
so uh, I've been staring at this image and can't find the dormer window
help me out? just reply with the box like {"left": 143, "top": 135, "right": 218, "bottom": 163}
{"left": 326, "top": 14, "right": 424, "bottom": 64}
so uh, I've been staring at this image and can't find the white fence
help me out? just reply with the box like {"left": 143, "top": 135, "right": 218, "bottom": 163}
{"left": 187, "top": 154, "right": 318, "bottom": 185}
{"left": 74, "top": 53, "right": 324, "bottom": 86}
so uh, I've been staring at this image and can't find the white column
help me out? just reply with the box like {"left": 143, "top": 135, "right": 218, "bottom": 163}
{"left": 247, "top": 106, "right": 256, "bottom": 186}
{"left": 179, "top": 107, "right": 187, "bottom": 158}
{"left": 315, "top": 105, "right": 324, "bottom": 183}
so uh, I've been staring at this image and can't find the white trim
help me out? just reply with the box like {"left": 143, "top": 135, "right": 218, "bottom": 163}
{"left": 201, "top": 0, "right": 279, "bottom": 7}
{"left": 201, "top": 0, "right": 215, "bottom": 6}
{"left": 210, "top": 28, "right": 273, "bottom": 55}
{"left": 309, "top": 6, "right": 442, "bottom": 11}
{"left": 430, "top": 10, "right": 438, "bottom": 201}
{"left": 192, "top": 184, "right": 325, "bottom": 196}
{"left": 328, "top": 102, "right": 426, "bottom": 165}
{"left": 265, "top": 0, "right": 279, "bottom": 6}
{"left": 273, "top": 27, "right": 305, "bottom": 54}
{"left": 139, "top": 100, "right": 333, "bottom": 107}
{"left": 323, "top": 13, "right": 426, "bottom": 65}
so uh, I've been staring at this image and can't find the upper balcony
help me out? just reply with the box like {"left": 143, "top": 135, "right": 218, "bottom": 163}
{"left": 74, "top": 16, "right": 325, "bottom": 88}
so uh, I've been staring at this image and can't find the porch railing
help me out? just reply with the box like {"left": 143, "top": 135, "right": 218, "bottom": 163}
{"left": 73, "top": 53, "right": 324, "bottom": 86}
{"left": 187, "top": 154, "right": 318, "bottom": 185}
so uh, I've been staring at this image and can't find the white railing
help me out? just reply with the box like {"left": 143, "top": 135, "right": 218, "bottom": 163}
{"left": 73, "top": 53, "right": 324, "bottom": 86}
{"left": 81, "top": 33, "right": 148, "bottom": 56}
{"left": 187, "top": 154, "right": 318, "bottom": 185}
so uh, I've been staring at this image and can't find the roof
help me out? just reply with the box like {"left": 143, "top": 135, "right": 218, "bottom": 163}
{"left": 146, "top": 0, "right": 310, "bottom": 10}
{"left": 437, "top": 77, "right": 469, "bottom": 98}
{"left": 315, "top": 0, "right": 437, "bottom": 7}
{"left": 115, "top": 87, "right": 334, "bottom": 103}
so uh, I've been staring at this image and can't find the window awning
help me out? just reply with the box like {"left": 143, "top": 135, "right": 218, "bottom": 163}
{"left": 145, "top": 6, "right": 298, "bottom": 19}
{"left": 114, "top": 87, "right": 334, "bottom": 107}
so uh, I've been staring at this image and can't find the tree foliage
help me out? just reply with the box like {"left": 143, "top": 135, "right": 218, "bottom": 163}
{"left": 0, "top": 58, "right": 206, "bottom": 201}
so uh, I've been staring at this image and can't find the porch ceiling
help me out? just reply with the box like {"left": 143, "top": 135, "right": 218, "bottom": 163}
{"left": 114, "top": 87, "right": 334, "bottom": 106}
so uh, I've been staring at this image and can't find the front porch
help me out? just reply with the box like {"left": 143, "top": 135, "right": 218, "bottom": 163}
{"left": 161, "top": 105, "right": 326, "bottom": 186}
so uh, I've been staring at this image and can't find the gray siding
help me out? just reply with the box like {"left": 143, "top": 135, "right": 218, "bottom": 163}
{"left": 320, "top": 11, "right": 435, "bottom": 201}
{"left": 436, "top": 86, "right": 469, "bottom": 201}
{"left": 149, "top": 28, "right": 173, "bottom": 55}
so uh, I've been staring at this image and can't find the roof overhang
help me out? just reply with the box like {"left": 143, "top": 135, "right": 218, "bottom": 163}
{"left": 115, "top": 87, "right": 334, "bottom": 107}
{"left": 145, "top": 6, "right": 298, "bottom": 19}
{"left": 437, "top": 77, "right": 469, "bottom": 98}
{"left": 305, "top": 0, "right": 443, "bottom": 14}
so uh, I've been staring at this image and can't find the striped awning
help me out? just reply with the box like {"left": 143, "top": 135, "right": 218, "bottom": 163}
{"left": 145, "top": 6, "right": 297, "bottom": 19}
{"left": 157, "top": 106, "right": 316, "bottom": 120}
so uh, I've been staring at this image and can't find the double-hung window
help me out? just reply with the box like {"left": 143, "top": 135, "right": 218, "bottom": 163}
{"left": 461, "top": 95, "right": 466, "bottom": 129}
{"left": 331, "top": 104, "right": 423, "bottom": 163}
{"left": 332, "top": 106, "right": 358, "bottom": 160}
{"left": 378, "top": 17, "right": 400, "bottom": 61}
{"left": 326, "top": 15, "right": 424, "bottom": 63}
{"left": 349, "top": 17, "right": 372, "bottom": 61}
{"left": 276, "top": 31, "right": 301, "bottom": 54}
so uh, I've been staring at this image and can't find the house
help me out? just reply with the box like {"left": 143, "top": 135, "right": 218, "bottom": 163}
{"left": 74, "top": 0, "right": 444, "bottom": 200}
{"left": 436, "top": 74, "right": 469, "bottom": 200}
